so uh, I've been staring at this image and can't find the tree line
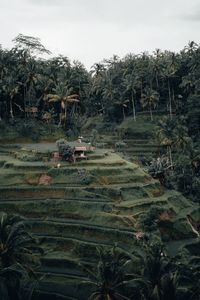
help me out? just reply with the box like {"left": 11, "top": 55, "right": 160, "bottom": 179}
{"left": 0, "top": 35, "right": 199, "bottom": 126}
{"left": 0, "top": 35, "right": 200, "bottom": 201}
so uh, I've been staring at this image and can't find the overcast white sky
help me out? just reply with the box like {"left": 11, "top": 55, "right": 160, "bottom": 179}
{"left": 0, "top": 0, "right": 199, "bottom": 69}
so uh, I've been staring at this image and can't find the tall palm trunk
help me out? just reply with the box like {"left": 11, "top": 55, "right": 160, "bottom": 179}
{"left": 149, "top": 103, "right": 153, "bottom": 121}
{"left": 168, "top": 145, "right": 173, "bottom": 170}
{"left": 140, "top": 79, "right": 143, "bottom": 100}
{"left": 64, "top": 103, "right": 67, "bottom": 120}
{"left": 122, "top": 106, "right": 126, "bottom": 120}
{"left": 10, "top": 98, "right": 14, "bottom": 119}
{"left": 131, "top": 90, "right": 136, "bottom": 121}
{"left": 155, "top": 72, "right": 159, "bottom": 89}
{"left": 23, "top": 85, "right": 27, "bottom": 118}
{"left": 168, "top": 79, "right": 172, "bottom": 120}
{"left": 172, "top": 87, "right": 177, "bottom": 109}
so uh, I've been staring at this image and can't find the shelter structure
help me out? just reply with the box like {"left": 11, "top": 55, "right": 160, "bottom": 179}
{"left": 73, "top": 146, "right": 87, "bottom": 162}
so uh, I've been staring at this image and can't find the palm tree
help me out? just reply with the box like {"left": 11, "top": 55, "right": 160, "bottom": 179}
{"left": 90, "top": 63, "right": 106, "bottom": 77}
{"left": 2, "top": 73, "right": 20, "bottom": 119}
{"left": 141, "top": 87, "right": 159, "bottom": 121}
{"left": 113, "top": 100, "right": 129, "bottom": 121}
{"left": 102, "top": 71, "right": 115, "bottom": 108}
{"left": 81, "top": 247, "right": 131, "bottom": 300}
{"left": 156, "top": 117, "right": 176, "bottom": 168}
{"left": 173, "top": 122, "right": 192, "bottom": 152}
{"left": 123, "top": 73, "right": 139, "bottom": 121}
{"left": 0, "top": 212, "right": 42, "bottom": 268}
{"left": 44, "top": 82, "right": 79, "bottom": 126}
{"left": 0, "top": 212, "right": 42, "bottom": 300}
{"left": 141, "top": 241, "right": 170, "bottom": 298}
{"left": 152, "top": 49, "right": 164, "bottom": 90}
{"left": 20, "top": 58, "right": 39, "bottom": 116}
{"left": 162, "top": 52, "right": 178, "bottom": 119}
{"left": 0, "top": 264, "right": 36, "bottom": 300}
{"left": 180, "top": 74, "right": 196, "bottom": 95}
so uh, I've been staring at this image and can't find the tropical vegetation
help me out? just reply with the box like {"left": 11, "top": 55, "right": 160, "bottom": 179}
{"left": 0, "top": 34, "right": 200, "bottom": 299}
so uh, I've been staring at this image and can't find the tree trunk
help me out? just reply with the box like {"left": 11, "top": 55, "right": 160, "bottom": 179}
{"left": 156, "top": 73, "right": 159, "bottom": 89}
{"left": 168, "top": 145, "right": 173, "bottom": 170}
{"left": 168, "top": 79, "right": 172, "bottom": 120}
{"left": 64, "top": 102, "right": 67, "bottom": 125}
{"left": 122, "top": 106, "right": 126, "bottom": 120}
{"left": 24, "top": 85, "right": 26, "bottom": 118}
{"left": 172, "top": 86, "right": 177, "bottom": 109}
{"left": 131, "top": 91, "right": 136, "bottom": 121}
{"left": 140, "top": 80, "right": 143, "bottom": 99}
{"left": 10, "top": 99, "right": 14, "bottom": 119}
{"left": 150, "top": 104, "right": 153, "bottom": 121}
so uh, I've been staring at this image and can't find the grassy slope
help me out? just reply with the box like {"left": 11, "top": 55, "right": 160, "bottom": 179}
{"left": 0, "top": 116, "right": 199, "bottom": 299}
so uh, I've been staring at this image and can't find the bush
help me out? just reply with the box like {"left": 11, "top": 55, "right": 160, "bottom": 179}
{"left": 56, "top": 139, "right": 74, "bottom": 161}
{"left": 14, "top": 151, "right": 41, "bottom": 162}
{"left": 139, "top": 205, "right": 165, "bottom": 231}
{"left": 16, "top": 120, "right": 40, "bottom": 141}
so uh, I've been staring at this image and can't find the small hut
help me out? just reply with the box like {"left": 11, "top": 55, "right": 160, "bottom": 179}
{"left": 73, "top": 146, "right": 87, "bottom": 162}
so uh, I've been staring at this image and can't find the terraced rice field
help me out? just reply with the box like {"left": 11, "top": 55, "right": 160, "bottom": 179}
{"left": 0, "top": 142, "right": 199, "bottom": 299}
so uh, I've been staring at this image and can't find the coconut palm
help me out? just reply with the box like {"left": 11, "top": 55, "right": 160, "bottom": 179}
{"left": 156, "top": 117, "right": 176, "bottom": 168}
{"left": 141, "top": 87, "right": 159, "bottom": 121}
{"left": 20, "top": 58, "right": 39, "bottom": 115}
{"left": 2, "top": 73, "right": 20, "bottom": 119}
{"left": 173, "top": 123, "right": 192, "bottom": 152}
{"left": 44, "top": 82, "right": 79, "bottom": 125}
{"left": 113, "top": 100, "right": 129, "bottom": 121}
{"left": 81, "top": 247, "right": 132, "bottom": 300}
{"left": 0, "top": 212, "right": 42, "bottom": 268}
{"left": 152, "top": 49, "right": 164, "bottom": 90}
{"left": 0, "top": 212, "right": 42, "bottom": 300}
{"left": 162, "top": 52, "right": 179, "bottom": 119}
{"left": 102, "top": 71, "right": 115, "bottom": 107}
{"left": 0, "top": 264, "right": 36, "bottom": 300}
{"left": 123, "top": 73, "right": 139, "bottom": 121}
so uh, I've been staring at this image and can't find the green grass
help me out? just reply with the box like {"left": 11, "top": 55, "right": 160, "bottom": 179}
{"left": 116, "top": 115, "right": 157, "bottom": 139}
{"left": 0, "top": 140, "right": 199, "bottom": 299}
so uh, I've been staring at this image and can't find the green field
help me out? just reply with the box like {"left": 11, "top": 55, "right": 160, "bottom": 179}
{"left": 0, "top": 140, "right": 199, "bottom": 299}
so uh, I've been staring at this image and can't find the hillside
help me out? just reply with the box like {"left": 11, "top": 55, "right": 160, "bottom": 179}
{"left": 0, "top": 140, "right": 199, "bottom": 299}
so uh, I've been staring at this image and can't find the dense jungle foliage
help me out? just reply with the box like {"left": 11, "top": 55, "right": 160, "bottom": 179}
{"left": 0, "top": 35, "right": 200, "bottom": 203}
{"left": 0, "top": 34, "right": 200, "bottom": 299}
{"left": 0, "top": 35, "right": 199, "bottom": 125}
{"left": 0, "top": 212, "right": 199, "bottom": 300}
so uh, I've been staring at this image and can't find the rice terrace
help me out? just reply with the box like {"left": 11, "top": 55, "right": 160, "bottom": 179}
{"left": 0, "top": 33, "right": 200, "bottom": 299}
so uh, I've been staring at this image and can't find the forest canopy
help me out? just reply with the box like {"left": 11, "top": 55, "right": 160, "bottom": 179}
{"left": 0, "top": 35, "right": 199, "bottom": 128}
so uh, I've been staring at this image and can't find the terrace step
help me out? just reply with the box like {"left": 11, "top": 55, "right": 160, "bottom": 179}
{"left": 35, "top": 234, "right": 129, "bottom": 250}
{"left": 121, "top": 149, "right": 156, "bottom": 153}
{"left": 116, "top": 200, "right": 168, "bottom": 214}
{"left": 39, "top": 265, "right": 85, "bottom": 278}
{"left": 13, "top": 165, "right": 50, "bottom": 170}
{"left": 30, "top": 224, "right": 134, "bottom": 246}
{"left": 27, "top": 217, "right": 135, "bottom": 233}
{"left": 0, "top": 197, "right": 113, "bottom": 203}
{"left": 27, "top": 218, "right": 135, "bottom": 245}
{"left": 37, "top": 277, "right": 88, "bottom": 300}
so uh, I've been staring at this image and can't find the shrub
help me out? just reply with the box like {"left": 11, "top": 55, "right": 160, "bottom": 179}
{"left": 16, "top": 120, "right": 40, "bottom": 141}
{"left": 14, "top": 151, "right": 41, "bottom": 162}
{"left": 56, "top": 139, "right": 74, "bottom": 161}
{"left": 139, "top": 205, "right": 165, "bottom": 231}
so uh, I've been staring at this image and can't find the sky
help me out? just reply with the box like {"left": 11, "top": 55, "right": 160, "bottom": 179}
{"left": 0, "top": 0, "right": 199, "bottom": 69}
